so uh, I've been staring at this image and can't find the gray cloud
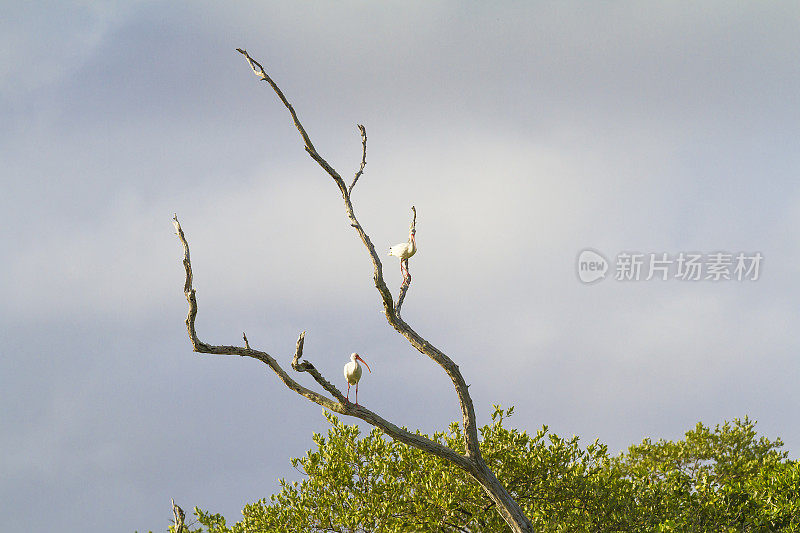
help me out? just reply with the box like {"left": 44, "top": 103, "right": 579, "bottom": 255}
{"left": 2, "top": 2, "right": 800, "bottom": 532}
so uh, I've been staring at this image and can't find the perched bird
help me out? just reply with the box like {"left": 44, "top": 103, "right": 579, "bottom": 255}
{"left": 389, "top": 228, "right": 417, "bottom": 280}
{"left": 343, "top": 352, "right": 371, "bottom": 405}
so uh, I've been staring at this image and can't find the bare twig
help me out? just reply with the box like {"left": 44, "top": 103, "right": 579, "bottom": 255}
{"left": 395, "top": 273, "right": 411, "bottom": 317}
{"left": 236, "top": 48, "right": 318, "bottom": 155}
{"left": 395, "top": 206, "right": 417, "bottom": 315}
{"left": 291, "top": 330, "right": 306, "bottom": 368}
{"left": 348, "top": 124, "right": 367, "bottom": 195}
{"left": 174, "top": 214, "right": 336, "bottom": 409}
{"left": 171, "top": 499, "right": 185, "bottom": 533}
{"left": 235, "top": 48, "right": 396, "bottom": 314}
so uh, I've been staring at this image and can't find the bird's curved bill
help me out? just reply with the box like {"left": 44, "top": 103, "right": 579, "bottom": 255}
{"left": 356, "top": 354, "right": 371, "bottom": 373}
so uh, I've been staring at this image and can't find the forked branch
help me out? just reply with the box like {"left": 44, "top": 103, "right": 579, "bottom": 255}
{"left": 234, "top": 47, "right": 481, "bottom": 458}
{"left": 172, "top": 214, "right": 472, "bottom": 471}
{"left": 172, "top": 49, "right": 534, "bottom": 531}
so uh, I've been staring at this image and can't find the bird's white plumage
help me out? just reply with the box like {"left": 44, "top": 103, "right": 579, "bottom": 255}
{"left": 389, "top": 233, "right": 416, "bottom": 261}
{"left": 344, "top": 352, "right": 371, "bottom": 404}
{"left": 344, "top": 356, "right": 363, "bottom": 385}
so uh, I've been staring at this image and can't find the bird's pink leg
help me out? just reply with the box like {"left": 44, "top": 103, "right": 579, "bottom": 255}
{"left": 346, "top": 383, "right": 351, "bottom": 402}
{"left": 355, "top": 382, "right": 359, "bottom": 406}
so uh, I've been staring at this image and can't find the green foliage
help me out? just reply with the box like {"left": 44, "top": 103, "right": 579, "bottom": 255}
{"left": 612, "top": 417, "right": 795, "bottom": 532}
{"left": 187, "top": 409, "right": 798, "bottom": 532}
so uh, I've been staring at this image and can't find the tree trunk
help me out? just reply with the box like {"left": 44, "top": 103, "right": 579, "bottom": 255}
{"left": 471, "top": 461, "right": 533, "bottom": 532}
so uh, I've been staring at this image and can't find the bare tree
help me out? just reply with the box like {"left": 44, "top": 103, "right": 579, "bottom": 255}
{"left": 173, "top": 49, "right": 534, "bottom": 532}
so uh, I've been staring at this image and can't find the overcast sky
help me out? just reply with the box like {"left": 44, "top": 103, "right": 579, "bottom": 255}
{"left": 2, "top": 2, "right": 800, "bottom": 531}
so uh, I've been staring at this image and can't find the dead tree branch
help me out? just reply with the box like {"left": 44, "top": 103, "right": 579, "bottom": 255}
{"left": 395, "top": 206, "right": 417, "bottom": 316}
{"left": 233, "top": 46, "right": 480, "bottom": 457}
{"left": 171, "top": 499, "right": 185, "bottom": 533}
{"left": 173, "top": 215, "right": 473, "bottom": 472}
{"left": 349, "top": 124, "right": 367, "bottom": 195}
{"left": 172, "top": 49, "right": 534, "bottom": 532}
{"left": 395, "top": 276, "right": 411, "bottom": 316}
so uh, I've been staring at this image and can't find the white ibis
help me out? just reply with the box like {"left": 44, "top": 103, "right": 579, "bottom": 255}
{"left": 389, "top": 228, "right": 417, "bottom": 280}
{"left": 343, "top": 352, "right": 371, "bottom": 405}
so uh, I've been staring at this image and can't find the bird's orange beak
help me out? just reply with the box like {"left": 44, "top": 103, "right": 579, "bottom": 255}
{"left": 356, "top": 354, "right": 371, "bottom": 373}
